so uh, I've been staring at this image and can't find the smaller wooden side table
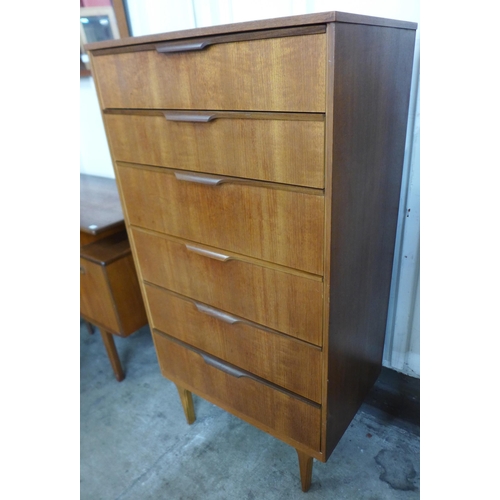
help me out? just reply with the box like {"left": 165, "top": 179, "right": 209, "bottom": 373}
{"left": 80, "top": 174, "right": 126, "bottom": 246}
{"left": 80, "top": 174, "right": 148, "bottom": 381}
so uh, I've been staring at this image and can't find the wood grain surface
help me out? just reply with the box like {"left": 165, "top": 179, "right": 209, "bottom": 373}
{"left": 80, "top": 258, "right": 119, "bottom": 333}
{"left": 105, "top": 112, "right": 325, "bottom": 188}
{"left": 145, "top": 284, "right": 322, "bottom": 402}
{"left": 153, "top": 332, "right": 322, "bottom": 451}
{"left": 80, "top": 232, "right": 147, "bottom": 337}
{"left": 91, "top": 34, "right": 326, "bottom": 112}
{"left": 324, "top": 22, "right": 416, "bottom": 458}
{"left": 117, "top": 163, "right": 324, "bottom": 275}
{"left": 105, "top": 255, "right": 148, "bottom": 337}
{"left": 131, "top": 228, "right": 323, "bottom": 345}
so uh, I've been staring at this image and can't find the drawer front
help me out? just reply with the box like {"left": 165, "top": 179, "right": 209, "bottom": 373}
{"left": 105, "top": 112, "right": 325, "bottom": 189}
{"left": 145, "top": 284, "right": 321, "bottom": 403}
{"left": 153, "top": 332, "right": 321, "bottom": 451}
{"left": 92, "top": 34, "right": 326, "bottom": 112}
{"left": 118, "top": 163, "right": 324, "bottom": 275}
{"left": 80, "top": 258, "right": 119, "bottom": 332}
{"left": 131, "top": 228, "right": 323, "bottom": 346}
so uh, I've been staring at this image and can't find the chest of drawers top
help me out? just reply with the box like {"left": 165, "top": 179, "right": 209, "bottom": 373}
{"left": 86, "top": 10, "right": 415, "bottom": 52}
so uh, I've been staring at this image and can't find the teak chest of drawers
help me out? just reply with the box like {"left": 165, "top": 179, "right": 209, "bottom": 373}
{"left": 86, "top": 11, "right": 417, "bottom": 491}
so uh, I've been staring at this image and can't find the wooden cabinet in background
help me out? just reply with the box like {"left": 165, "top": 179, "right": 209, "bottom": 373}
{"left": 86, "top": 11, "right": 417, "bottom": 491}
{"left": 80, "top": 231, "right": 148, "bottom": 381}
{"left": 80, "top": 175, "right": 148, "bottom": 381}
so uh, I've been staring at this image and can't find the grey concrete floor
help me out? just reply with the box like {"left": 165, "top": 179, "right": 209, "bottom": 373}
{"left": 81, "top": 322, "right": 420, "bottom": 499}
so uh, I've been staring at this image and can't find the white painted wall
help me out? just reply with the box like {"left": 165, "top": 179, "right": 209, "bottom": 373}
{"left": 80, "top": 77, "right": 114, "bottom": 178}
{"left": 384, "top": 68, "right": 420, "bottom": 377}
{"left": 80, "top": 0, "right": 420, "bottom": 377}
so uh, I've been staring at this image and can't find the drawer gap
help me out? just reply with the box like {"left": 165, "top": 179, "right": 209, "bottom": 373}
{"left": 104, "top": 109, "right": 325, "bottom": 122}
{"left": 132, "top": 226, "right": 324, "bottom": 282}
{"left": 144, "top": 281, "right": 323, "bottom": 350}
{"left": 117, "top": 161, "right": 324, "bottom": 197}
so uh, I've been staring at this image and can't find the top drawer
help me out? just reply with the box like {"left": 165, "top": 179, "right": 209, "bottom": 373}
{"left": 91, "top": 33, "right": 326, "bottom": 112}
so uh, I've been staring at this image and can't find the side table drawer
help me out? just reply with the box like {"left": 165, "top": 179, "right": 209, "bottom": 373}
{"left": 80, "top": 258, "right": 119, "bottom": 333}
{"left": 80, "top": 231, "right": 148, "bottom": 336}
{"left": 153, "top": 332, "right": 321, "bottom": 451}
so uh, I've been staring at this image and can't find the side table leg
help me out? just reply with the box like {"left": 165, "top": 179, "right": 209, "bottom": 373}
{"left": 100, "top": 329, "right": 125, "bottom": 382}
{"left": 296, "top": 449, "right": 313, "bottom": 492}
{"left": 176, "top": 384, "right": 196, "bottom": 424}
{"left": 85, "top": 320, "right": 95, "bottom": 335}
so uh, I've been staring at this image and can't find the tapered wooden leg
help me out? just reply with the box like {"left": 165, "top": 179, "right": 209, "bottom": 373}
{"left": 296, "top": 449, "right": 313, "bottom": 492}
{"left": 176, "top": 384, "right": 196, "bottom": 424}
{"left": 100, "top": 329, "right": 125, "bottom": 382}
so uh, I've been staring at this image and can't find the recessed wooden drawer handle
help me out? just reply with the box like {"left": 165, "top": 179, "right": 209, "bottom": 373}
{"left": 156, "top": 41, "right": 209, "bottom": 53}
{"left": 185, "top": 244, "right": 231, "bottom": 261}
{"left": 193, "top": 302, "right": 240, "bottom": 324}
{"left": 163, "top": 111, "right": 217, "bottom": 123}
{"left": 174, "top": 172, "right": 225, "bottom": 185}
{"left": 200, "top": 353, "right": 247, "bottom": 379}
{"left": 80, "top": 266, "right": 86, "bottom": 274}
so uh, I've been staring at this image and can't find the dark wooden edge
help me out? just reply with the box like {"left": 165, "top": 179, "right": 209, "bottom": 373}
{"left": 334, "top": 11, "right": 417, "bottom": 29}
{"left": 90, "top": 25, "right": 325, "bottom": 56}
{"left": 320, "top": 22, "right": 336, "bottom": 458}
{"left": 80, "top": 232, "right": 132, "bottom": 265}
{"left": 80, "top": 220, "right": 125, "bottom": 236}
{"left": 80, "top": 247, "right": 132, "bottom": 266}
{"left": 104, "top": 109, "right": 324, "bottom": 122}
{"left": 85, "top": 11, "right": 417, "bottom": 52}
{"left": 323, "top": 23, "right": 417, "bottom": 460}
{"left": 153, "top": 328, "right": 321, "bottom": 408}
